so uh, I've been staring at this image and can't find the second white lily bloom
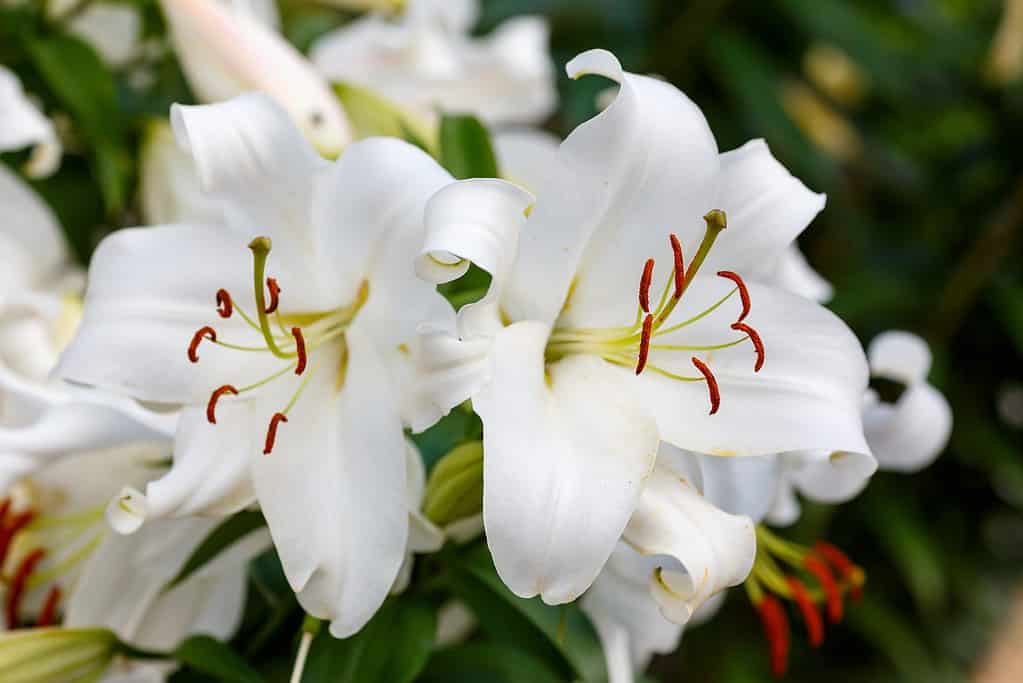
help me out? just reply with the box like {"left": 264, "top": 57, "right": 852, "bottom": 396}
{"left": 58, "top": 93, "right": 457, "bottom": 637}
{"left": 412, "top": 49, "right": 873, "bottom": 606}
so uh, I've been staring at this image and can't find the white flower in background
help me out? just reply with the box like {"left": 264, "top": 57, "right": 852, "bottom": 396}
{"left": 412, "top": 49, "right": 872, "bottom": 607}
{"left": 46, "top": 0, "right": 143, "bottom": 69}
{"left": 0, "top": 136, "right": 174, "bottom": 487}
{"left": 139, "top": 120, "right": 221, "bottom": 226}
{"left": 158, "top": 0, "right": 352, "bottom": 157}
{"left": 57, "top": 93, "right": 458, "bottom": 637}
{"left": 0, "top": 445, "right": 269, "bottom": 681}
{"left": 311, "top": 0, "right": 556, "bottom": 127}
{"left": 0, "top": 66, "right": 61, "bottom": 177}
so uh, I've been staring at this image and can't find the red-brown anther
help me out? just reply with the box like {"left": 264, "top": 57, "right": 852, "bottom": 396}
{"left": 264, "top": 412, "right": 288, "bottom": 455}
{"left": 216, "top": 289, "right": 233, "bottom": 318}
{"left": 804, "top": 555, "right": 843, "bottom": 624}
{"left": 5, "top": 547, "right": 45, "bottom": 628}
{"left": 635, "top": 314, "right": 654, "bottom": 375}
{"left": 207, "top": 385, "right": 239, "bottom": 424}
{"left": 36, "top": 585, "right": 62, "bottom": 627}
{"left": 639, "top": 259, "right": 655, "bottom": 313}
{"left": 786, "top": 577, "right": 824, "bottom": 647}
{"left": 731, "top": 322, "right": 765, "bottom": 372}
{"left": 670, "top": 234, "right": 685, "bottom": 298}
{"left": 265, "top": 277, "right": 281, "bottom": 314}
{"left": 292, "top": 327, "right": 307, "bottom": 375}
{"left": 188, "top": 326, "right": 217, "bottom": 363}
{"left": 814, "top": 541, "right": 863, "bottom": 602}
{"left": 717, "top": 270, "right": 751, "bottom": 322}
{"left": 757, "top": 595, "right": 790, "bottom": 678}
{"left": 691, "top": 357, "right": 721, "bottom": 415}
{"left": 0, "top": 511, "right": 36, "bottom": 570}
{"left": 0, "top": 498, "right": 10, "bottom": 526}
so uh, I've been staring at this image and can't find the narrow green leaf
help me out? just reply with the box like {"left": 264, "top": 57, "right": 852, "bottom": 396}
{"left": 418, "top": 643, "right": 564, "bottom": 683}
{"left": 172, "top": 636, "right": 263, "bottom": 683}
{"left": 448, "top": 544, "right": 607, "bottom": 681}
{"left": 301, "top": 597, "right": 435, "bottom": 683}
{"left": 164, "top": 510, "right": 266, "bottom": 592}
{"left": 438, "top": 115, "right": 499, "bottom": 180}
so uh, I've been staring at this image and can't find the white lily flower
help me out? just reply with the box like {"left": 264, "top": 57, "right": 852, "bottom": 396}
{"left": 0, "top": 444, "right": 269, "bottom": 682}
{"left": 158, "top": 0, "right": 352, "bottom": 157}
{"left": 0, "top": 66, "right": 61, "bottom": 177}
{"left": 0, "top": 157, "right": 175, "bottom": 487}
{"left": 57, "top": 93, "right": 457, "bottom": 637}
{"left": 47, "top": 0, "right": 143, "bottom": 69}
{"left": 311, "top": 0, "right": 556, "bottom": 127}
{"left": 412, "top": 49, "right": 873, "bottom": 606}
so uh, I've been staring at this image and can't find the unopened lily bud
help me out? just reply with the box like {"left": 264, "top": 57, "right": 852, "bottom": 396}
{"left": 0, "top": 627, "right": 118, "bottom": 683}
{"left": 423, "top": 441, "right": 483, "bottom": 528}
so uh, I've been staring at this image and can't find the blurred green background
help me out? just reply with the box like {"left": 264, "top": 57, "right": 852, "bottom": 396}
{"left": 3, "top": 0, "right": 1023, "bottom": 681}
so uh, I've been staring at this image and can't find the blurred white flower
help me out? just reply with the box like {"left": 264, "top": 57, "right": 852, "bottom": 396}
{"left": 157, "top": 0, "right": 352, "bottom": 157}
{"left": 412, "top": 49, "right": 872, "bottom": 607}
{"left": 47, "top": 0, "right": 143, "bottom": 68}
{"left": 0, "top": 66, "right": 61, "bottom": 177}
{"left": 311, "top": 0, "right": 556, "bottom": 127}
{"left": 58, "top": 93, "right": 458, "bottom": 638}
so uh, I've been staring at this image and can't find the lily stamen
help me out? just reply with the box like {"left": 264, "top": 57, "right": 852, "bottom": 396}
{"left": 731, "top": 322, "right": 765, "bottom": 372}
{"left": 635, "top": 314, "right": 654, "bottom": 374}
{"left": 690, "top": 357, "right": 720, "bottom": 414}
{"left": 264, "top": 413, "right": 288, "bottom": 455}
{"left": 188, "top": 326, "right": 217, "bottom": 363}
{"left": 292, "top": 327, "right": 307, "bottom": 375}
{"left": 639, "top": 259, "right": 655, "bottom": 313}
{"left": 265, "top": 277, "right": 281, "bottom": 315}
{"left": 6, "top": 547, "right": 46, "bottom": 628}
{"left": 207, "top": 385, "right": 239, "bottom": 424}
{"left": 717, "top": 271, "right": 751, "bottom": 322}
{"left": 36, "top": 585, "right": 62, "bottom": 627}
{"left": 216, "top": 289, "right": 233, "bottom": 318}
{"left": 785, "top": 577, "right": 824, "bottom": 647}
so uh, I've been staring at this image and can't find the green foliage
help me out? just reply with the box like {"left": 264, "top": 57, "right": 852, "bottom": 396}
{"left": 438, "top": 114, "right": 500, "bottom": 179}
{"left": 170, "top": 636, "right": 264, "bottom": 683}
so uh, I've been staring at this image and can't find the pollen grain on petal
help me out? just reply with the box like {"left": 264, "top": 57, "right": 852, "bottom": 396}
{"left": 292, "top": 327, "right": 307, "bottom": 375}
{"left": 207, "top": 385, "right": 239, "bottom": 424}
{"left": 670, "top": 233, "right": 685, "bottom": 297}
{"left": 691, "top": 357, "right": 721, "bottom": 414}
{"left": 216, "top": 289, "right": 234, "bottom": 318}
{"left": 188, "top": 326, "right": 217, "bottom": 363}
{"left": 266, "top": 277, "right": 281, "bottom": 314}
{"left": 717, "top": 270, "right": 751, "bottom": 322}
{"left": 731, "top": 322, "right": 765, "bottom": 372}
{"left": 636, "top": 314, "right": 654, "bottom": 375}
{"left": 264, "top": 412, "right": 288, "bottom": 455}
{"left": 639, "top": 258, "right": 655, "bottom": 313}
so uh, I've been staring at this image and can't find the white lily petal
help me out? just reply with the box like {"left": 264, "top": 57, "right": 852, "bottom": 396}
{"left": 252, "top": 325, "right": 408, "bottom": 638}
{"left": 785, "top": 449, "right": 876, "bottom": 504}
{"left": 504, "top": 49, "right": 719, "bottom": 329}
{"left": 624, "top": 465, "right": 755, "bottom": 625}
{"left": 765, "top": 244, "right": 834, "bottom": 303}
{"left": 132, "top": 402, "right": 257, "bottom": 523}
{"left": 406, "top": 0, "right": 480, "bottom": 33}
{"left": 56, "top": 224, "right": 284, "bottom": 404}
{"left": 868, "top": 330, "right": 932, "bottom": 385}
{"left": 864, "top": 382, "right": 952, "bottom": 472}
{"left": 626, "top": 278, "right": 872, "bottom": 459}
{"left": 159, "top": 0, "right": 350, "bottom": 155}
{"left": 417, "top": 179, "right": 534, "bottom": 337}
{"left": 140, "top": 121, "right": 222, "bottom": 226}
{"left": 713, "top": 139, "right": 826, "bottom": 278}
{"left": 132, "top": 528, "right": 271, "bottom": 649}
{"left": 765, "top": 477, "right": 802, "bottom": 527}
{"left": 0, "top": 165, "right": 68, "bottom": 294}
{"left": 475, "top": 321, "right": 659, "bottom": 604}
{"left": 444, "top": 512, "right": 483, "bottom": 543}
{"left": 405, "top": 440, "right": 444, "bottom": 553}
{"left": 697, "top": 453, "right": 782, "bottom": 524}
{"left": 582, "top": 543, "right": 684, "bottom": 679}
{"left": 493, "top": 128, "right": 562, "bottom": 194}
{"left": 312, "top": 137, "right": 454, "bottom": 341}
{"left": 407, "top": 326, "right": 491, "bottom": 433}
{"left": 0, "top": 66, "right": 61, "bottom": 176}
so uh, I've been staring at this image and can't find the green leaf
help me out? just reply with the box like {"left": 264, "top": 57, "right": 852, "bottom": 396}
{"left": 419, "top": 643, "right": 564, "bottom": 683}
{"left": 301, "top": 597, "right": 435, "bottom": 683}
{"left": 447, "top": 544, "right": 607, "bottom": 681}
{"left": 164, "top": 510, "right": 266, "bottom": 592}
{"left": 438, "top": 115, "right": 499, "bottom": 180}
{"left": 26, "top": 34, "right": 129, "bottom": 213}
{"left": 172, "top": 636, "right": 263, "bottom": 683}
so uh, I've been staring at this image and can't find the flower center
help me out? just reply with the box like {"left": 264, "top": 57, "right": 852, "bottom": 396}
{"left": 545, "top": 210, "right": 765, "bottom": 414}
{"left": 187, "top": 237, "right": 368, "bottom": 454}
{"left": 746, "top": 525, "right": 865, "bottom": 677}
{"left": 0, "top": 489, "right": 106, "bottom": 629}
